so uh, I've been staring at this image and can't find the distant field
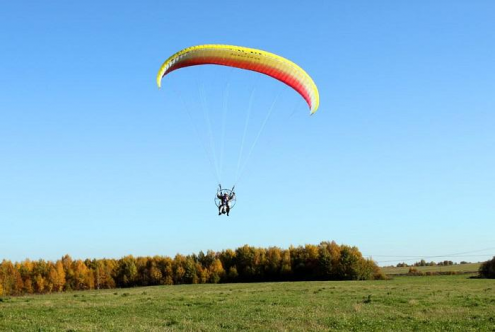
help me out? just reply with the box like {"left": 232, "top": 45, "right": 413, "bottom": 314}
{"left": 1, "top": 275, "right": 494, "bottom": 331}
{"left": 381, "top": 263, "right": 481, "bottom": 275}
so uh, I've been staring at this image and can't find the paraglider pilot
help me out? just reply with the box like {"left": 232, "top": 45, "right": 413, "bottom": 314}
{"left": 217, "top": 185, "right": 235, "bottom": 216}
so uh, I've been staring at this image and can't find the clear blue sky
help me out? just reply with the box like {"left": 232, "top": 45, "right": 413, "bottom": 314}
{"left": 1, "top": 1, "right": 494, "bottom": 265}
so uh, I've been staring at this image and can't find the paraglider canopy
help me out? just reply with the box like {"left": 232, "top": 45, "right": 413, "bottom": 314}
{"left": 157, "top": 44, "right": 319, "bottom": 114}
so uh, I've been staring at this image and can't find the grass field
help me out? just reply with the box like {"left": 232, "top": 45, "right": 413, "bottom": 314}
{"left": 1, "top": 275, "right": 494, "bottom": 331}
{"left": 381, "top": 263, "right": 481, "bottom": 275}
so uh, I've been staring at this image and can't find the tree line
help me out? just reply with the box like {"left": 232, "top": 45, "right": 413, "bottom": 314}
{"left": 395, "top": 260, "right": 469, "bottom": 268}
{"left": 0, "top": 241, "right": 384, "bottom": 296}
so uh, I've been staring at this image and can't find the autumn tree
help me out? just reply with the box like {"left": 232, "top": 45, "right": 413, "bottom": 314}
{"left": 265, "top": 247, "right": 282, "bottom": 279}
{"left": 208, "top": 259, "right": 225, "bottom": 283}
{"left": 218, "top": 249, "right": 236, "bottom": 281}
{"left": 235, "top": 245, "right": 257, "bottom": 281}
{"left": 172, "top": 254, "right": 186, "bottom": 285}
{"left": 114, "top": 256, "right": 138, "bottom": 287}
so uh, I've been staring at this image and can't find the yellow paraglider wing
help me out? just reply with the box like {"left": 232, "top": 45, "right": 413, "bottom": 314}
{"left": 157, "top": 44, "right": 319, "bottom": 114}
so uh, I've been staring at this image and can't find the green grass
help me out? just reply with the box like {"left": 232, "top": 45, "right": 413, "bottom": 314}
{"left": 1, "top": 275, "right": 494, "bottom": 331}
{"left": 381, "top": 263, "right": 481, "bottom": 275}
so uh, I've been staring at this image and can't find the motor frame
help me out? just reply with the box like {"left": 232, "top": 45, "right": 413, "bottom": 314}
{"left": 215, "top": 188, "right": 236, "bottom": 209}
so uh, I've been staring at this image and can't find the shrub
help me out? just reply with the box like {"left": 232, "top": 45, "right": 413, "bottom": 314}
{"left": 479, "top": 257, "right": 495, "bottom": 279}
{"left": 407, "top": 268, "right": 425, "bottom": 276}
